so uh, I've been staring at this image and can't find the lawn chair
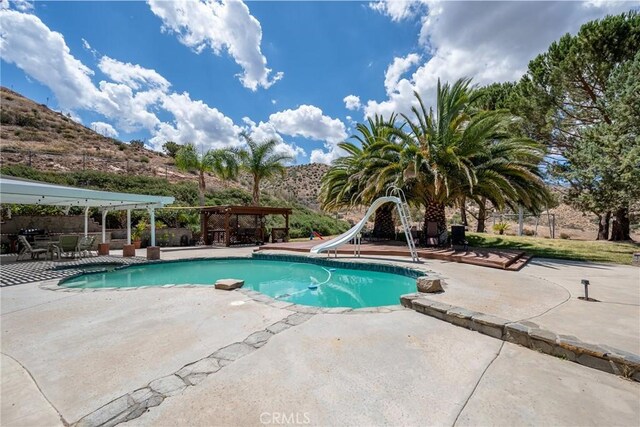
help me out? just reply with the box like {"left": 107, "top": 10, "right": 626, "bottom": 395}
{"left": 16, "top": 235, "right": 49, "bottom": 261}
{"left": 57, "top": 235, "right": 80, "bottom": 259}
{"left": 423, "top": 221, "right": 448, "bottom": 247}
{"left": 77, "top": 236, "right": 96, "bottom": 258}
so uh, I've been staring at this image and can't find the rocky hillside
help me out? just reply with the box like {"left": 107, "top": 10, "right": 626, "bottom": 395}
{"left": 0, "top": 87, "right": 238, "bottom": 191}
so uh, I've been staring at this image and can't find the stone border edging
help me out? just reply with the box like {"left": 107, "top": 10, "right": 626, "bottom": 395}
{"left": 73, "top": 312, "right": 316, "bottom": 427}
{"left": 401, "top": 293, "right": 640, "bottom": 382}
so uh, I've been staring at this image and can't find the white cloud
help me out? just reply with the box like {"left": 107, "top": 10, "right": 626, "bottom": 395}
{"left": 149, "top": 91, "right": 243, "bottom": 150}
{"left": 91, "top": 121, "right": 119, "bottom": 138}
{"left": 343, "top": 94, "right": 361, "bottom": 111}
{"left": 384, "top": 53, "right": 420, "bottom": 95}
{"left": 268, "top": 105, "right": 347, "bottom": 144}
{"left": 98, "top": 56, "right": 170, "bottom": 91}
{"left": 147, "top": 0, "right": 282, "bottom": 91}
{"left": 310, "top": 145, "right": 348, "bottom": 165}
{"left": 369, "top": 0, "right": 424, "bottom": 22}
{"left": 0, "top": 9, "right": 115, "bottom": 112}
{"left": 366, "top": 0, "right": 636, "bottom": 118}
{"left": 10, "top": 0, "right": 33, "bottom": 12}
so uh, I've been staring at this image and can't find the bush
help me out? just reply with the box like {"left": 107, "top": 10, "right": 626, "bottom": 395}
{"left": 130, "top": 139, "right": 145, "bottom": 149}
{"left": 493, "top": 222, "right": 510, "bottom": 235}
{"left": 523, "top": 228, "right": 536, "bottom": 236}
{"left": 139, "top": 156, "right": 149, "bottom": 163}
{"left": 559, "top": 232, "right": 571, "bottom": 240}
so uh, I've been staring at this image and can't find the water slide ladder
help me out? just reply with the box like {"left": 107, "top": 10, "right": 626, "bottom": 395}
{"left": 388, "top": 187, "right": 419, "bottom": 262}
{"left": 311, "top": 187, "right": 419, "bottom": 262}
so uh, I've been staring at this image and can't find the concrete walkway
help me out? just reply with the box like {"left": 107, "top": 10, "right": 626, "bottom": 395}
{"left": 128, "top": 312, "right": 640, "bottom": 426}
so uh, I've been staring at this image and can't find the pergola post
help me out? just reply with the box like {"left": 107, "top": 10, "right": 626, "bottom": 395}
{"left": 126, "top": 209, "right": 131, "bottom": 245}
{"left": 84, "top": 206, "right": 89, "bottom": 237}
{"left": 146, "top": 207, "right": 160, "bottom": 260}
{"left": 98, "top": 209, "right": 110, "bottom": 255}
{"left": 149, "top": 208, "right": 156, "bottom": 246}
{"left": 224, "top": 211, "right": 230, "bottom": 247}
{"left": 101, "top": 210, "right": 108, "bottom": 243}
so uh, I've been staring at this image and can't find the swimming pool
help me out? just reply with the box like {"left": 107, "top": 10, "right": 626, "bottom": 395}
{"left": 60, "top": 258, "right": 419, "bottom": 308}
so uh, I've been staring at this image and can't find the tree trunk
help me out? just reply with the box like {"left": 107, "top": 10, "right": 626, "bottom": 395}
{"left": 460, "top": 197, "right": 468, "bottom": 226}
{"left": 476, "top": 198, "right": 487, "bottom": 233}
{"left": 198, "top": 171, "right": 206, "bottom": 207}
{"left": 610, "top": 207, "right": 630, "bottom": 241}
{"left": 372, "top": 203, "right": 395, "bottom": 239}
{"left": 253, "top": 176, "right": 260, "bottom": 206}
{"left": 423, "top": 199, "right": 446, "bottom": 234}
{"left": 596, "top": 211, "right": 611, "bottom": 240}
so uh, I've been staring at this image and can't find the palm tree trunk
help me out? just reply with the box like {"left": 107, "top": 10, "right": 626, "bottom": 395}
{"left": 476, "top": 198, "right": 487, "bottom": 232}
{"left": 253, "top": 176, "right": 260, "bottom": 206}
{"left": 198, "top": 171, "right": 206, "bottom": 207}
{"left": 424, "top": 199, "right": 446, "bottom": 233}
{"left": 460, "top": 196, "right": 467, "bottom": 226}
{"left": 373, "top": 203, "right": 395, "bottom": 239}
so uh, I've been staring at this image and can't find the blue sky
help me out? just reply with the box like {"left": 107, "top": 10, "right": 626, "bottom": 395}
{"left": 1, "top": 0, "right": 637, "bottom": 164}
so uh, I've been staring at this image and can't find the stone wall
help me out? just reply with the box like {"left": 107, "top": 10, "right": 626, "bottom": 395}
{"left": 1, "top": 215, "right": 102, "bottom": 235}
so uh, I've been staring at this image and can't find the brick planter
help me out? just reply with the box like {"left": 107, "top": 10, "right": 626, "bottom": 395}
{"left": 97, "top": 243, "right": 110, "bottom": 256}
{"left": 122, "top": 244, "right": 136, "bottom": 257}
{"left": 146, "top": 246, "right": 160, "bottom": 260}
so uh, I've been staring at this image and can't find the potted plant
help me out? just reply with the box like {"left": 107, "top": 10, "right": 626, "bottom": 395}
{"left": 132, "top": 220, "right": 148, "bottom": 249}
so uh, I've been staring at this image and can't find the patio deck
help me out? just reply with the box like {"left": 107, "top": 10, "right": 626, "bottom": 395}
{"left": 257, "top": 240, "right": 529, "bottom": 270}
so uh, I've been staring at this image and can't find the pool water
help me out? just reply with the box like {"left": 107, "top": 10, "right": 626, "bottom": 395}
{"left": 61, "top": 259, "right": 417, "bottom": 308}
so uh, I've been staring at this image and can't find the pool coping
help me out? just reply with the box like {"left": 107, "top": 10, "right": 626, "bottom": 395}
{"left": 39, "top": 253, "right": 426, "bottom": 314}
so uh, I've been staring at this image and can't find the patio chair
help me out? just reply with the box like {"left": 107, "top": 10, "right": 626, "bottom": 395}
{"left": 78, "top": 236, "right": 96, "bottom": 258}
{"left": 57, "top": 235, "right": 80, "bottom": 259}
{"left": 423, "top": 221, "right": 448, "bottom": 247}
{"left": 16, "top": 235, "right": 49, "bottom": 261}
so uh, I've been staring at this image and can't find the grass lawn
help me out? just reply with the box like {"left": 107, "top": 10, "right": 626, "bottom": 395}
{"left": 467, "top": 232, "right": 639, "bottom": 265}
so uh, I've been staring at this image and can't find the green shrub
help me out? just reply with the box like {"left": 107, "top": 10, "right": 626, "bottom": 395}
{"left": 493, "top": 222, "right": 510, "bottom": 235}
{"left": 139, "top": 156, "right": 149, "bottom": 163}
{"left": 523, "top": 228, "right": 536, "bottom": 236}
{"left": 560, "top": 232, "right": 571, "bottom": 240}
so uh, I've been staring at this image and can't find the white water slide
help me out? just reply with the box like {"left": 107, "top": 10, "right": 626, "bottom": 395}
{"left": 310, "top": 189, "right": 419, "bottom": 262}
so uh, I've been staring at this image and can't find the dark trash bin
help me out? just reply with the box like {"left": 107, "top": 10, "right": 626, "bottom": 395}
{"left": 450, "top": 225, "right": 468, "bottom": 251}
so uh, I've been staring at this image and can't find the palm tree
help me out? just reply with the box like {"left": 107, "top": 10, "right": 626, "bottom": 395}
{"left": 175, "top": 143, "right": 239, "bottom": 206}
{"left": 320, "top": 114, "right": 400, "bottom": 238}
{"left": 374, "top": 78, "right": 542, "bottom": 234}
{"left": 238, "top": 133, "right": 293, "bottom": 205}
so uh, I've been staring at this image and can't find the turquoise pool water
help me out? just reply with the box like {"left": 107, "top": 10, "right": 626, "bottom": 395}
{"left": 61, "top": 259, "right": 417, "bottom": 308}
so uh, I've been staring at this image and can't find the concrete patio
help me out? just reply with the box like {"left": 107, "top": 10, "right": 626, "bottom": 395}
{"left": 1, "top": 246, "right": 638, "bottom": 426}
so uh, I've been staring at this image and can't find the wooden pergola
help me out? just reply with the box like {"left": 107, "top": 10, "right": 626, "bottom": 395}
{"left": 200, "top": 205, "right": 292, "bottom": 246}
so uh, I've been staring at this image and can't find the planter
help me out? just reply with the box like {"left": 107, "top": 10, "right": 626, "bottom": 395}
{"left": 122, "top": 244, "right": 136, "bottom": 257}
{"left": 133, "top": 240, "right": 142, "bottom": 249}
{"left": 97, "top": 243, "right": 110, "bottom": 256}
{"left": 146, "top": 246, "right": 160, "bottom": 260}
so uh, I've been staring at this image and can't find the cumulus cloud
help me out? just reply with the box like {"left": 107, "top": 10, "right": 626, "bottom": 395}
{"left": 0, "top": 9, "right": 114, "bottom": 112}
{"left": 147, "top": 0, "right": 282, "bottom": 91}
{"left": 241, "top": 118, "right": 305, "bottom": 161}
{"left": 91, "top": 121, "right": 119, "bottom": 138}
{"left": 268, "top": 105, "right": 347, "bottom": 144}
{"left": 98, "top": 56, "right": 170, "bottom": 91}
{"left": 366, "top": 0, "right": 636, "bottom": 118}
{"left": 149, "top": 91, "right": 243, "bottom": 150}
{"left": 343, "top": 94, "right": 361, "bottom": 111}
{"left": 369, "top": 0, "right": 424, "bottom": 22}
{"left": 383, "top": 53, "right": 420, "bottom": 95}
{"left": 10, "top": 0, "right": 33, "bottom": 12}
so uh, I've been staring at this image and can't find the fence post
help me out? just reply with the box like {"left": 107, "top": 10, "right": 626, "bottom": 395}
{"left": 28, "top": 150, "right": 32, "bottom": 167}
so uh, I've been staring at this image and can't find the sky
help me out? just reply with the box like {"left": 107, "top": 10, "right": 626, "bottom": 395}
{"left": 1, "top": 0, "right": 638, "bottom": 165}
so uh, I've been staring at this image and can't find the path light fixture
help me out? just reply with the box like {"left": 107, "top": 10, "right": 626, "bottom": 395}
{"left": 581, "top": 279, "right": 590, "bottom": 300}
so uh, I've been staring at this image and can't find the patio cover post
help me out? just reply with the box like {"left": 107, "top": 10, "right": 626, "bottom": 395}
{"left": 126, "top": 209, "right": 131, "bottom": 245}
{"left": 84, "top": 206, "right": 89, "bottom": 237}
{"left": 101, "top": 210, "right": 108, "bottom": 243}
{"left": 149, "top": 208, "right": 156, "bottom": 246}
